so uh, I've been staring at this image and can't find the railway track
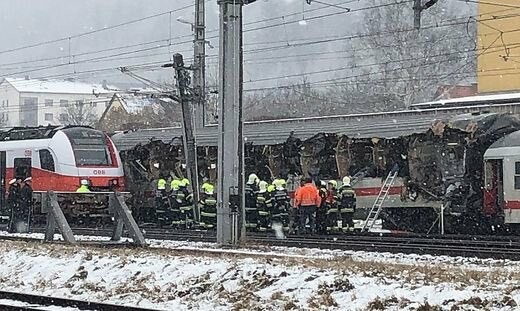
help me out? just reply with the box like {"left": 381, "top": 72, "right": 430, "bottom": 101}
{"left": 0, "top": 290, "right": 158, "bottom": 310}
{"left": 15, "top": 227, "right": 520, "bottom": 260}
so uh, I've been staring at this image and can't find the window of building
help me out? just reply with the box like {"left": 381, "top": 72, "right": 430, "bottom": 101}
{"left": 60, "top": 100, "right": 69, "bottom": 107}
{"left": 39, "top": 149, "right": 55, "bottom": 172}
{"left": 44, "top": 113, "right": 53, "bottom": 121}
{"left": 91, "top": 102, "right": 97, "bottom": 108}
{"left": 45, "top": 99, "right": 53, "bottom": 107}
{"left": 5, "top": 99, "right": 8, "bottom": 107}
{"left": 59, "top": 113, "right": 69, "bottom": 122}
{"left": 515, "top": 162, "right": 520, "bottom": 190}
{"left": 23, "top": 97, "right": 37, "bottom": 106}
{"left": 1, "top": 100, "right": 4, "bottom": 108}
{"left": 4, "top": 113, "right": 8, "bottom": 121}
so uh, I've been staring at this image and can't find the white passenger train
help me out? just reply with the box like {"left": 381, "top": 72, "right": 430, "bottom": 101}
{"left": 0, "top": 126, "right": 125, "bottom": 211}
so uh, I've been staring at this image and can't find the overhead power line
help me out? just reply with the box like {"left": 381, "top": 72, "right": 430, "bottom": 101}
{"left": 0, "top": 1, "right": 204, "bottom": 56}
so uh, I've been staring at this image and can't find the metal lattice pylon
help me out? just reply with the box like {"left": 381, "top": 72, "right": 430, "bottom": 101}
{"left": 361, "top": 168, "right": 399, "bottom": 232}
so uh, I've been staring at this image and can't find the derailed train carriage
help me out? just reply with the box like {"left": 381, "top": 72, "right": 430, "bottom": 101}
{"left": 112, "top": 103, "right": 520, "bottom": 233}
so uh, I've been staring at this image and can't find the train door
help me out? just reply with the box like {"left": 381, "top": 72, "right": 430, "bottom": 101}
{"left": 483, "top": 159, "right": 503, "bottom": 216}
{"left": 0, "top": 151, "right": 6, "bottom": 210}
{"left": 14, "top": 158, "right": 31, "bottom": 180}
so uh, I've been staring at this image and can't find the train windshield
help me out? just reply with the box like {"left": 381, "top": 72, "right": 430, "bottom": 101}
{"left": 63, "top": 128, "right": 112, "bottom": 166}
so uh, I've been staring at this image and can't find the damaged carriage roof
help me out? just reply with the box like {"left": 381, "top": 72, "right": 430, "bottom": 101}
{"left": 111, "top": 111, "right": 509, "bottom": 151}
{"left": 113, "top": 116, "right": 436, "bottom": 150}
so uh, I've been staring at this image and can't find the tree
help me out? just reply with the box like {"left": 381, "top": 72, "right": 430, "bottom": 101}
{"left": 62, "top": 100, "right": 98, "bottom": 126}
{"left": 353, "top": 0, "right": 476, "bottom": 108}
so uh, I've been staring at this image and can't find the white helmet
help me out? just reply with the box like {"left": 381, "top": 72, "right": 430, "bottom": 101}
{"left": 258, "top": 180, "right": 268, "bottom": 193}
{"left": 342, "top": 176, "right": 351, "bottom": 186}
{"left": 248, "top": 173, "right": 259, "bottom": 184}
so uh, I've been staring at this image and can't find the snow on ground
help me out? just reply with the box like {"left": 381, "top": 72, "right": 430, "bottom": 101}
{"left": 0, "top": 234, "right": 519, "bottom": 310}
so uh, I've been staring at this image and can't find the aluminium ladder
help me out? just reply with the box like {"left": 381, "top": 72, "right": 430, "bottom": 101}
{"left": 361, "top": 167, "right": 399, "bottom": 232}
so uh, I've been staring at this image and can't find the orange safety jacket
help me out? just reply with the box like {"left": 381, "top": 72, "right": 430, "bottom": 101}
{"left": 295, "top": 183, "right": 321, "bottom": 208}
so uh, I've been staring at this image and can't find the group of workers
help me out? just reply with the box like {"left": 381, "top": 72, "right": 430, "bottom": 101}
{"left": 246, "top": 174, "right": 357, "bottom": 234}
{"left": 154, "top": 173, "right": 357, "bottom": 234}
{"left": 6, "top": 177, "right": 33, "bottom": 233}
{"left": 155, "top": 177, "right": 198, "bottom": 227}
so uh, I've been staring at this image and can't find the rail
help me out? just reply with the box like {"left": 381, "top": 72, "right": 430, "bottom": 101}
{"left": 0, "top": 290, "right": 159, "bottom": 310}
{"left": 14, "top": 227, "right": 520, "bottom": 261}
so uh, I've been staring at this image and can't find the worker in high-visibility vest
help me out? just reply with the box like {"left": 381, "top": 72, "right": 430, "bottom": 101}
{"left": 338, "top": 176, "right": 356, "bottom": 232}
{"left": 256, "top": 181, "right": 273, "bottom": 231}
{"left": 272, "top": 179, "right": 290, "bottom": 231}
{"left": 76, "top": 179, "right": 91, "bottom": 193}
{"left": 199, "top": 183, "right": 217, "bottom": 229}
{"left": 154, "top": 177, "right": 168, "bottom": 223}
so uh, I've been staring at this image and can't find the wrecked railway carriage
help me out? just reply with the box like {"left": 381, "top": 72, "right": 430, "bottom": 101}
{"left": 112, "top": 108, "right": 520, "bottom": 233}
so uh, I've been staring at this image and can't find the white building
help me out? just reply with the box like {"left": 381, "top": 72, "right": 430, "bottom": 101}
{"left": 0, "top": 77, "right": 115, "bottom": 127}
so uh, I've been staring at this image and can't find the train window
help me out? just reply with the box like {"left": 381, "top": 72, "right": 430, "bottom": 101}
{"left": 63, "top": 128, "right": 112, "bottom": 166}
{"left": 39, "top": 150, "right": 55, "bottom": 172}
{"left": 14, "top": 158, "right": 31, "bottom": 180}
{"left": 515, "top": 162, "right": 520, "bottom": 190}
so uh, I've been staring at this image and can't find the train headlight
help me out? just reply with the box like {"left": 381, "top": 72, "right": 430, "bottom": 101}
{"left": 110, "top": 179, "right": 119, "bottom": 186}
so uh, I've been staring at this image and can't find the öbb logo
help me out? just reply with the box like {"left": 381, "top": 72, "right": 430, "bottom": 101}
{"left": 93, "top": 169, "right": 106, "bottom": 175}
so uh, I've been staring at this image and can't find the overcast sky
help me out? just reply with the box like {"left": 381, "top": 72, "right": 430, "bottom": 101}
{"left": 0, "top": 0, "right": 475, "bottom": 91}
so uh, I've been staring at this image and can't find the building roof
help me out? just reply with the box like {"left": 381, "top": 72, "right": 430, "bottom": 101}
{"left": 117, "top": 94, "right": 161, "bottom": 114}
{"left": 433, "top": 84, "right": 478, "bottom": 100}
{"left": 2, "top": 77, "right": 116, "bottom": 95}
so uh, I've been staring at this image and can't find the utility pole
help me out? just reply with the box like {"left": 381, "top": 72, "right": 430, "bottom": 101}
{"left": 164, "top": 54, "right": 200, "bottom": 218}
{"left": 193, "top": 0, "right": 206, "bottom": 128}
{"left": 216, "top": 0, "right": 256, "bottom": 246}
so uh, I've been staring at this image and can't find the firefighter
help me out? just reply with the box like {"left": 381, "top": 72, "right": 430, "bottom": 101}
{"left": 18, "top": 177, "right": 33, "bottom": 233}
{"left": 76, "top": 180, "right": 91, "bottom": 193}
{"left": 325, "top": 180, "right": 340, "bottom": 232}
{"left": 178, "top": 178, "right": 194, "bottom": 228}
{"left": 316, "top": 180, "right": 328, "bottom": 234}
{"left": 180, "top": 178, "right": 193, "bottom": 202}
{"left": 163, "top": 179, "right": 182, "bottom": 228}
{"left": 295, "top": 177, "right": 321, "bottom": 234}
{"left": 154, "top": 177, "right": 168, "bottom": 223}
{"left": 199, "top": 183, "right": 217, "bottom": 229}
{"left": 272, "top": 179, "right": 290, "bottom": 231}
{"left": 245, "top": 173, "right": 259, "bottom": 230}
{"left": 338, "top": 176, "right": 356, "bottom": 232}
{"left": 256, "top": 181, "right": 273, "bottom": 231}
{"left": 7, "top": 178, "right": 20, "bottom": 233}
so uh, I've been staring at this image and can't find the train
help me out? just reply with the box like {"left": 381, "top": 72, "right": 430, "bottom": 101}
{"left": 112, "top": 92, "right": 520, "bottom": 234}
{"left": 0, "top": 125, "right": 125, "bottom": 222}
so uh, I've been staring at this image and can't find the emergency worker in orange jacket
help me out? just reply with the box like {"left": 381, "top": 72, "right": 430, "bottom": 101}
{"left": 295, "top": 177, "right": 321, "bottom": 234}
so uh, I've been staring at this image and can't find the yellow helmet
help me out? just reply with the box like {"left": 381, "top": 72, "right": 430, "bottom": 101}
{"left": 328, "top": 180, "right": 338, "bottom": 189}
{"left": 171, "top": 179, "right": 182, "bottom": 190}
{"left": 180, "top": 178, "right": 190, "bottom": 186}
{"left": 205, "top": 184, "right": 214, "bottom": 195}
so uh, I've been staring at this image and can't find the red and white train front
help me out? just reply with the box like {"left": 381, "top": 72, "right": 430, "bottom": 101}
{"left": 1, "top": 126, "right": 125, "bottom": 193}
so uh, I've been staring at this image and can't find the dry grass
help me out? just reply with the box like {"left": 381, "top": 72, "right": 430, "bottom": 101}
{"left": 1, "top": 239, "right": 520, "bottom": 294}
